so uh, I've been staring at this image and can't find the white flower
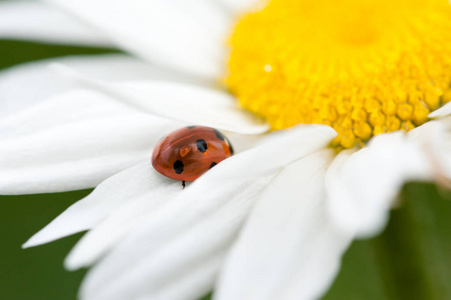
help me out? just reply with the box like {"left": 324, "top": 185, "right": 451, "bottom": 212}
{"left": 1, "top": 0, "right": 451, "bottom": 299}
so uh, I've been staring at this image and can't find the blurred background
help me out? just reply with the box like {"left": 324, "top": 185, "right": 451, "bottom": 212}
{"left": 0, "top": 30, "right": 451, "bottom": 300}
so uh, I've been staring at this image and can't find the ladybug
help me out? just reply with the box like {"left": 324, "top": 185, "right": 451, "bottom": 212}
{"left": 152, "top": 126, "right": 234, "bottom": 187}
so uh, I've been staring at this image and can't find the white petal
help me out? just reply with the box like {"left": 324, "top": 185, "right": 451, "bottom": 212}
{"left": 0, "top": 54, "right": 198, "bottom": 117}
{"left": 217, "top": 0, "right": 267, "bottom": 14}
{"left": 25, "top": 124, "right": 328, "bottom": 247}
{"left": 68, "top": 126, "right": 333, "bottom": 271}
{"left": 224, "top": 132, "right": 263, "bottom": 153}
{"left": 326, "top": 131, "right": 434, "bottom": 238}
{"left": 81, "top": 175, "right": 275, "bottom": 300}
{"left": 147, "top": 253, "right": 224, "bottom": 300}
{"left": 0, "top": 90, "right": 183, "bottom": 195}
{"left": 78, "top": 125, "right": 335, "bottom": 300}
{"left": 408, "top": 119, "right": 451, "bottom": 184}
{"left": 0, "top": 1, "right": 111, "bottom": 46}
{"left": 64, "top": 183, "right": 183, "bottom": 270}
{"left": 64, "top": 133, "right": 259, "bottom": 270}
{"left": 50, "top": 63, "right": 270, "bottom": 135}
{"left": 23, "top": 162, "right": 181, "bottom": 248}
{"left": 428, "top": 102, "right": 451, "bottom": 118}
{"left": 215, "top": 150, "right": 353, "bottom": 300}
{"left": 44, "top": 0, "right": 234, "bottom": 78}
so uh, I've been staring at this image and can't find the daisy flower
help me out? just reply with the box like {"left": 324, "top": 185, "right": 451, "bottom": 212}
{"left": 1, "top": 0, "right": 451, "bottom": 299}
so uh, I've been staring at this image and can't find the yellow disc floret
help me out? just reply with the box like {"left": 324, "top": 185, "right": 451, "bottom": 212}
{"left": 227, "top": 0, "right": 451, "bottom": 148}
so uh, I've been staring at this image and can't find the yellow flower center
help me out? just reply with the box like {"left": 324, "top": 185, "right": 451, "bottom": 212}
{"left": 227, "top": 0, "right": 451, "bottom": 148}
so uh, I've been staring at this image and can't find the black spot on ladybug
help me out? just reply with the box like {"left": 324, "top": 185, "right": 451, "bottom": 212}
{"left": 213, "top": 129, "right": 225, "bottom": 141}
{"left": 196, "top": 139, "right": 208, "bottom": 153}
{"left": 187, "top": 126, "right": 197, "bottom": 129}
{"left": 209, "top": 162, "right": 217, "bottom": 169}
{"left": 226, "top": 137, "right": 234, "bottom": 155}
{"left": 174, "top": 160, "right": 184, "bottom": 174}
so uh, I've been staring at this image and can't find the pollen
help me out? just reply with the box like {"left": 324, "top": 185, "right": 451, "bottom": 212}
{"left": 227, "top": 0, "right": 451, "bottom": 149}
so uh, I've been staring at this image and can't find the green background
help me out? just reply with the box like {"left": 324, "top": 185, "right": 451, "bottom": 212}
{"left": 1, "top": 40, "right": 451, "bottom": 300}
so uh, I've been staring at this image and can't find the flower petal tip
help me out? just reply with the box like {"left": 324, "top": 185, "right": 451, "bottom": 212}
{"left": 63, "top": 243, "right": 98, "bottom": 271}
{"left": 21, "top": 226, "right": 66, "bottom": 249}
{"left": 428, "top": 102, "right": 451, "bottom": 119}
{"left": 21, "top": 235, "right": 42, "bottom": 249}
{"left": 64, "top": 256, "right": 84, "bottom": 272}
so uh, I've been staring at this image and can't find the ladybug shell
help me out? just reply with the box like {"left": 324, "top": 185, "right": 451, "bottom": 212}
{"left": 152, "top": 126, "right": 234, "bottom": 182}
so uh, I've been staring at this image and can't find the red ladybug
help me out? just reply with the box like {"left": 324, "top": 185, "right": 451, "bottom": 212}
{"left": 152, "top": 126, "right": 234, "bottom": 187}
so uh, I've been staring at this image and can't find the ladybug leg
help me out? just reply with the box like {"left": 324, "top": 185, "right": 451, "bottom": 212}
{"left": 182, "top": 181, "right": 186, "bottom": 189}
